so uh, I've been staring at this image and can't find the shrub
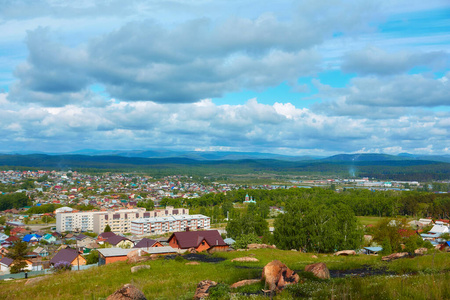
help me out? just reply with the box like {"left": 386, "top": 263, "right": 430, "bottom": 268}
{"left": 52, "top": 261, "right": 72, "bottom": 273}
{"left": 233, "top": 233, "right": 260, "bottom": 249}
{"left": 207, "top": 283, "right": 230, "bottom": 300}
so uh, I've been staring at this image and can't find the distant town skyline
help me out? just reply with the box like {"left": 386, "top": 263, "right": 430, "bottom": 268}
{"left": 0, "top": 1, "right": 449, "bottom": 156}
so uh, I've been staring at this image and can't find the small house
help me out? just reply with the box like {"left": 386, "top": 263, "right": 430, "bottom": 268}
{"left": 168, "top": 230, "right": 229, "bottom": 253}
{"left": 133, "top": 238, "right": 163, "bottom": 248}
{"left": 105, "top": 236, "right": 134, "bottom": 248}
{"left": 50, "top": 248, "right": 87, "bottom": 267}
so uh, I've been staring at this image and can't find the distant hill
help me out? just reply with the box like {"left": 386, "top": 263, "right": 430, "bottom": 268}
{"left": 0, "top": 152, "right": 448, "bottom": 180}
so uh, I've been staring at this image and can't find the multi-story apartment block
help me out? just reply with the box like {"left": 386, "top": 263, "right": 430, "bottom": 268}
{"left": 56, "top": 208, "right": 146, "bottom": 233}
{"left": 130, "top": 214, "right": 210, "bottom": 235}
{"left": 56, "top": 206, "right": 190, "bottom": 234}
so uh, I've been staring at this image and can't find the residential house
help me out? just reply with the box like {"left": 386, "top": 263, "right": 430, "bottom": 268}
{"left": 33, "top": 247, "right": 49, "bottom": 257}
{"left": 0, "top": 233, "right": 8, "bottom": 243}
{"left": 50, "top": 248, "right": 87, "bottom": 267}
{"left": 97, "top": 232, "right": 116, "bottom": 243}
{"left": 23, "top": 234, "right": 42, "bottom": 245}
{"left": 0, "top": 257, "right": 13, "bottom": 272}
{"left": 105, "top": 236, "right": 134, "bottom": 248}
{"left": 41, "top": 233, "right": 57, "bottom": 244}
{"left": 0, "top": 257, "right": 32, "bottom": 273}
{"left": 75, "top": 234, "right": 96, "bottom": 248}
{"left": 168, "top": 230, "right": 229, "bottom": 253}
{"left": 97, "top": 246, "right": 176, "bottom": 265}
{"left": 0, "top": 247, "right": 9, "bottom": 259}
{"left": 133, "top": 238, "right": 163, "bottom": 248}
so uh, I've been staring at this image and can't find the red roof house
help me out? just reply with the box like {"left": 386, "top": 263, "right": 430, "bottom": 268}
{"left": 168, "top": 230, "right": 229, "bottom": 253}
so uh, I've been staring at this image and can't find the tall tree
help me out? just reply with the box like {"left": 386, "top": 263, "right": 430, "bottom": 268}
{"left": 6, "top": 241, "right": 28, "bottom": 273}
{"left": 104, "top": 224, "right": 112, "bottom": 232}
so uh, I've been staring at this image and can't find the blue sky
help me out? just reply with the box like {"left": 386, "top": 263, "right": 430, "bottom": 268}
{"left": 0, "top": 0, "right": 449, "bottom": 156}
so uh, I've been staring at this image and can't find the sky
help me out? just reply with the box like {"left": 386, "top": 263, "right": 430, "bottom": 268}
{"left": 0, "top": 0, "right": 449, "bottom": 156}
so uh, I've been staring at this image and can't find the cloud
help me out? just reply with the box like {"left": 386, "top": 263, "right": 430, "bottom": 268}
{"left": 342, "top": 46, "right": 450, "bottom": 75}
{"left": 1, "top": 96, "right": 448, "bottom": 155}
{"left": 314, "top": 73, "right": 450, "bottom": 115}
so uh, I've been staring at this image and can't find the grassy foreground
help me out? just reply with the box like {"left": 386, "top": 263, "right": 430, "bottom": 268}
{"left": 1, "top": 249, "right": 450, "bottom": 299}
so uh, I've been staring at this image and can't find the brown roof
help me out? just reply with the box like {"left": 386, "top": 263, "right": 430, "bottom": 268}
{"left": 50, "top": 248, "right": 79, "bottom": 265}
{"left": 0, "top": 257, "right": 13, "bottom": 266}
{"left": 133, "top": 238, "right": 158, "bottom": 248}
{"left": 106, "top": 235, "right": 130, "bottom": 246}
{"left": 98, "top": 232, "right": 116, "bottom": 239}
{"left": 169, "top": 230, "right": 227, "bottom": 249}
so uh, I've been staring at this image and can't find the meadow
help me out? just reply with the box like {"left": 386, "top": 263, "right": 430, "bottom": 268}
{"left": 1, "top": 249, "right": 450, "bottom": 299}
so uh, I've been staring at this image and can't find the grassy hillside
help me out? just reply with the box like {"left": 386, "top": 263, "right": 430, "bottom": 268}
{"left": 1, "top": 249, "right": 450, "bottom": 299}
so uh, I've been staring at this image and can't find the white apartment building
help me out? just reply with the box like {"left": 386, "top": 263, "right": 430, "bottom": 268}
{"left": 56, "top": 206, "right": 189, "bottom": 233}
{"left": 93, "top": 206, "right": 190, "bottom": 234}
{"left": 56, "top": 208, "right": 146, "bottom": 233}
{"left": 131, "top": 214, "right": 210, "bottom": 235}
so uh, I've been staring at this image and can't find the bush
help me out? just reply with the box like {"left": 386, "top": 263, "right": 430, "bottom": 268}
{"left": 207, "top": 283, "right": 230, "bottom": 300}
{"left": 233, "top": 233, "right": 261, "bottom": 249}
{"left": 85, "top": 250, "right": 99, "bottom": 264}
{"left": 52, "top": 261, "right": 72, "bottom": 273}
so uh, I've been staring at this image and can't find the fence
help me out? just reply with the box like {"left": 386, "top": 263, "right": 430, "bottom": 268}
{"left": 0, "top": 263, "right": 98, "bottom": 280}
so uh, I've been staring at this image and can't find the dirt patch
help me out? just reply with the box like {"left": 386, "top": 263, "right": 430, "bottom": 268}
{"left": 329, "top": 266, "right": 395, "bottom": 278}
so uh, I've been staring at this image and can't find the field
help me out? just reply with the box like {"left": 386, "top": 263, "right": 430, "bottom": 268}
{"left": 1, "top": 249, "right": 450, "bottom": 299}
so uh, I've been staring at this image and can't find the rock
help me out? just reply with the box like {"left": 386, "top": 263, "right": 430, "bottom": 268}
{"left": 334, "top": 250, "right": 356, "bottom": 256}
{"left": 131, "top": 265, "right": 151, "bottom": 273}
{"left": 304, "top": 262, "right": 330, "bottom": 279}
{"left": 291, "top": 249, "right": 297, "bottom": 251}
{"left": 247, "top": 243, "right": 276, "bottom": 250}
{"left": 230, "top": 279, "right": 261, "bottom": 289}
{"left": 194, "top": 280, "right": 217, "bottom": 300}
{"left": 261, "top": 260, "right": 300, "bottom": 291}
{"left": 185, "top": 261, "right": 200, "bottom": 265}
{"left": 382, "top": 252, "right": 409, "bottom": 261}
{"left": 311, "top": 255, "right": 318, "bottom": 259}
{"left": 127, "top": 249, "right": 149, "bottom": 264}
{"left": 188, "top": 248, "right": 197, "bottom": 254}
{"left": 231, "top": 257, "right": 259, "bottom": 262}
{"left": 414, "top": 248, "right": 428, "bottom": 255}
{"left": 106, "top": 284, "right": 147, "bottom": 300}
{"left": 25, "top": 276, "right": 49, "bottom": 285}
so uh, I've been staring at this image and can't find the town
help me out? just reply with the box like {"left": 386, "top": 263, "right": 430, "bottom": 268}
{"left": 0, "top": 169, "right": 449, "bottom": 287}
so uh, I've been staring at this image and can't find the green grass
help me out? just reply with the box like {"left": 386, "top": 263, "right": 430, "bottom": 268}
{"left": 1, "top": 249, "right": 450, "bottom": 299}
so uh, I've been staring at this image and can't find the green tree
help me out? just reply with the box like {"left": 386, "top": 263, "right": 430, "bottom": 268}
{"left": 137, "top": 200, "right": 154, "bottom": 211}
{"left": 380, "top": 238, "right": 392, "bottom": 255}
{"left": 104, "top": 224, "right": 111, "bottom": 232}
{"left": 233, "top": 233, "right": 261, "bottom": 249}
{"left": 85, "top": 250, "right": 99, "bottom": 264}
{"left": 0, "top": 216, "right": 6, "bottom": 225}
{"left": 6, "top": 241, "right": 28, "bottom": 273}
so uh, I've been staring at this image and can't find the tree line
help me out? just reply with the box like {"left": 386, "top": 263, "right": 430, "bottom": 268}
{"left": 182, "top": 188, "right": 450, "bottom": 220}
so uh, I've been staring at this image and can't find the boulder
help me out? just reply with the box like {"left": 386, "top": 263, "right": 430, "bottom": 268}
{"left": 247, "top": 243, "right": 276, "bottom": 250}
{"left": 185, "top": 261, "right": 200, "bottom": 265}
{"left": 261, "top": 260, "right": 300, "bottom": 291}
{"left": 131, "top": 265, "right": 151, "bottom": 273}
{"left": 334, "top": 250, "right": 356, "bottom": 256}
{"left": 230, "top": 279, "right": 261, "bottom": 289}
{"left": 106, "top": 284, "right": 147, "bottom": 300}
{"left": 414, "top": 248, "right": 428, "bottom": 255}
{"left": 194, "top": 280, "right": 217, "bottom": 300}
{"left": 382, "top": 252, "right": 409, "bottom": 261}
{"left": 231, "top": 257, "right": 259, "bottom": 262}
{"left": 127, "top": 249, "right": 149, "bottom": 264}
{"left": 311, "top": 255, "right": 318, "bottom": 259}
{"left": 304, "top": 262, "right": 330, "bottom": 279}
